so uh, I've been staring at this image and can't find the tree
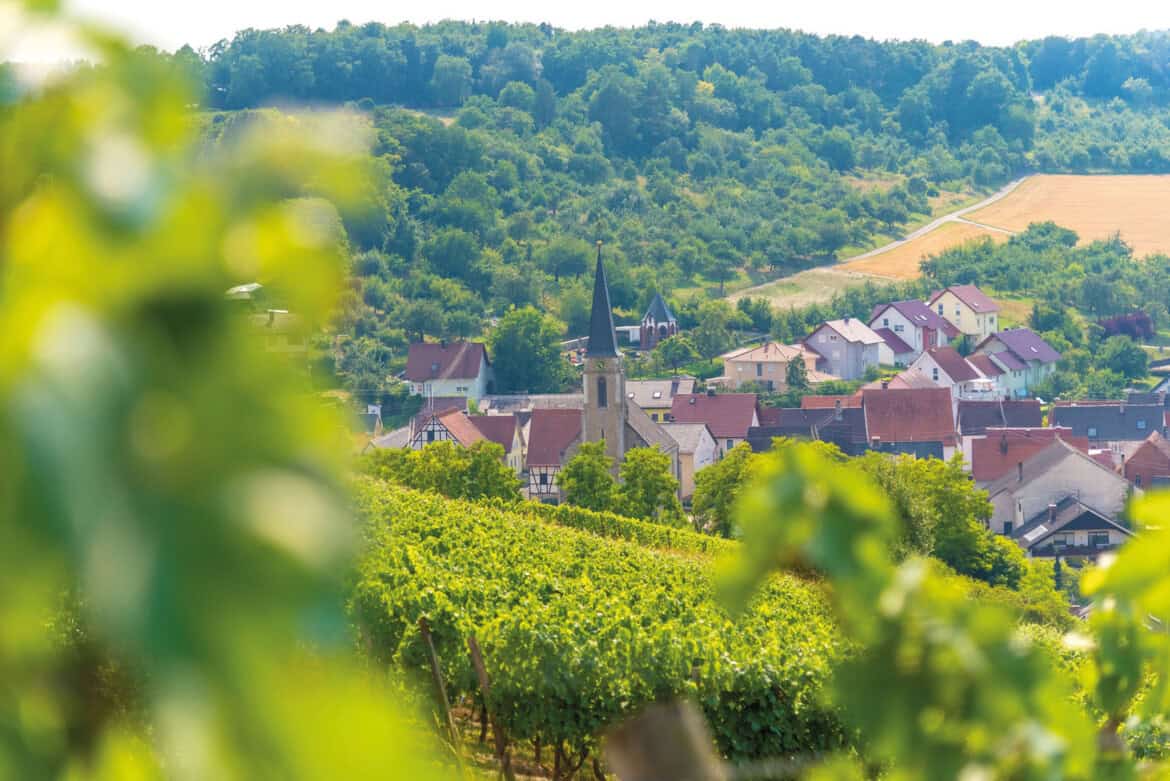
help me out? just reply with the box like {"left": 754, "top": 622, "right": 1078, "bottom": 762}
{"left": 539, "top": 236, "right": 592, "bottom": 282}
{"left": 489, "top": 306, "right": 568, "bottom": 392}
{"left": 558, "top": 441, "right": 617, "bottom": 511}
{"left": 424, "top": 227, "right": 480, "bottom": 280}
{"left": 618, "top": 447, "right": 684, "bottom": 525}
{"left": 363, "top": 440, "right": 521, "bottom": 502}
{"left": 401, "top": 299, "right": 446, "bottom": 342}
{"left": 653, "top": 335, "right": 700, "bottom": 372}
{"left": 1018, "top": 559, "right": 1075, "bottom": 629}
{"left": 692, "top": 442, "right": 758, "bottom": 536}
{"left": 785, "top": 356, "right": 809, "bottom": 392}
{"left": 818, "top": 128, "right": 856, "bottom": 171}
{"left": 431, "top": 55, "right": 473, "bottom": 105}
{"left": 1100, "top": 335, "right": 1148, "bottom": 380}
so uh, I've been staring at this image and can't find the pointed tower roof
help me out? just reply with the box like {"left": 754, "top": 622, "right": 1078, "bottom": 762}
{"left": 643, "top": 292, "right": 676, "bottom": 324}
{"left": 586, "top": 246, "right": 620, "bottom": 358}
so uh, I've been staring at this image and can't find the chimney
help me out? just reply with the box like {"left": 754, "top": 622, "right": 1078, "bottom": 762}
{"left": 871, "top": 436, "right": 881, "bottom": 449}
{"left": 881, "top": 380, "right": 889, "bottom": 390}
{"left": 844, "top": 316, "right": 851, "bottom": 324}
{"left": 1047, "top": 503, "right": 1057, "bottom": 524}
{"left": 1017, "top": 461, "right": 1024, "bottom": 482}
{"left": 834, "top": 398, "right": 843, "bottom": 421}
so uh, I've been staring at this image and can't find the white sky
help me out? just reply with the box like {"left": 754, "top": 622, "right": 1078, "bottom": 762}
{"left": 17, "top": 0, "right": 1170, "bottom": 59}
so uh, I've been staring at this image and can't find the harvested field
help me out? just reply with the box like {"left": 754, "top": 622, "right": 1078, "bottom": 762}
{"left": 837, "top": 221, "right": 1007, "bottom": 279}
{"left": 968, "top": 174, "right": 1170, "bottom": 257}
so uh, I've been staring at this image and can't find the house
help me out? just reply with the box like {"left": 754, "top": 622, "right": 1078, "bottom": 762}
{"left": 908, "top": 346, "right": 999, "bottom": 401}
{"left": 873, "top": 328, "right": 916, "bottom": 367}
{"left": 525, "top": 408, "right": 583, "bottom": 500}
{"left": 626, "top": 377, "right": 696, "bottom": 422}
{"left": 467, "top": 414, "right": 525, "bottom": 474}
{"left": 1123, "top": 431, "right": 1170, "bottom": 489}
{"left": 660, "top": 423, "right": 717, "bottom": 500}
{"left": 640, "top": 292, "right": 679, "bottom": 350}
{"left": 860, "top": 386, "right": 958, "bottom": 459}
{"left": 409, "top": 407, "right": 487, "bottom": 450}
{"left": 804, "top": 318, "right": 885, "bottom": 380}
{"left": 970, "top": 427, "right": 1088, "bottom": 482}
{"left": 869, "top": 300, "right": 959, "bottom": 362}
{"left": 928, "top": 285, "right": 1001, "bottom": 341}
{"left": 983, "top": 438, "right": 1133, "bottom": 537}
{"left": 1012, "top": 496, "right": 1133, "bottom": 560}
{"left": 405, "top": 341, "right": 493, "bottom": 401}
{"left": 965, "top": 353, "right": 1007, "bottom": 396}
{"left": 957, "top": 399, "right": 1043, "bottom": 437}
{"left": 747, "top": 403, "right": 869, "bottom": 456}
{"left": 973, "top": 328, "right": 1061, "bottom": 398}
{"left": 1049, "top": 401, "right": 1167, "bottom": 446}
{"left": 669, "top": 392, "right": 760, "bottom": 458}
{"left": 719, "top": 342, "right": 827, "bottom": 391}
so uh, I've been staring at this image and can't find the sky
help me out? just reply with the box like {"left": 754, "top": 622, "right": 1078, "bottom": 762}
{"left": 14, "top": 0, "right": 1170, "bottom": 60}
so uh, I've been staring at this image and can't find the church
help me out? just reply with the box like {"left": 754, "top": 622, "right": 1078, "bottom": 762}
{"left": 527, "top": 251, "right": 679, "bottom": 498}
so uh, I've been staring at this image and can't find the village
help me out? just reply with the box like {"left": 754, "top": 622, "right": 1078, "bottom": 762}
{"left": 354, "top": 255, "right": 1161, "bottom": 565}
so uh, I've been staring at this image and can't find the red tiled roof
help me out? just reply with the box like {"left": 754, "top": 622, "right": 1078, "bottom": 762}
{"left": 930, "top": 284, "right": 1000, "bottom": 313}
{"left": 437, "top": 409, "right": 486, "bottom": 447}
{"left": 801, "top": 394, "right": 863, "bottom": 409}
{"left": 927, "top": 346, "right": 980, "bottom": 382}
{"left": 526, "top": 409, "right": 582, "bottom": 466}
{"left": 874, "top": 327, "right": 914, "bottom": 355}
{"left": 412, "top": 397, "right": 466, "bottom": 429}
{"left": 405, "top": 342, "right": 489, "bottom": 382}
{"left": 861, "top": 373, "right": 938, "bottom": 391}
{"left": 967, "top": 353, "right": 1004, "bottom": 377}
{"left": 862, "top": 386, "right": 956, "bottom": 446}
{"left": 670, "top": 393, "right": 759, "bottom": 439}
{"left": 468, "top": 415, "right": 518, "bottom": 454}
{"left": 970, "top": 427, "right": 1089, "bottom": 482}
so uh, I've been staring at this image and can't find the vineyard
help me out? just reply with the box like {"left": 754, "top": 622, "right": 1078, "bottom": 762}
{"left": 351, "top": 478, "right": 845, "bottom": 772}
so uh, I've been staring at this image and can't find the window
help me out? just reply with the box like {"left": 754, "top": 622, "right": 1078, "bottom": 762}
{"left": 1003, "top": 521, "right": 1013, "bottom": 536}
{"left": 937, "top": 304, "right": 944, "bottom": 315}
{"left": 893, "top": 324, "right": 904, "bottom": 333}
{"left": 932, "top": 367, "right": 939, "bottom": 382}
{"left": 726, "top": 439, "right": 734, "bottom": 450}
{"left": 1052, "top": 533, "right": 1074, "bottom": 548}
{"left": 1136, "top": 474, "right": 1143, "bottom": 488}
{"left": 882, "top": 318, "right": 889, "bottom": 327}
{"left": 539, "top": 472, "right": 548, "bottom": 485}
{"left": 1138, "top": 419, "right": 1148, "bottom": 430}
{"left": 1090, "top": 532, "right": 1110, "bottom": 548}
{"left": 756, "top": 362, "right": 763, "bottom": 377}
{"left": 597, "top": 376, "right": 608, "bottom": 408}
{"left": 427, "top": 430, "right": 435, "bottom": 442}
{"left": 1088, "top": 426, "right": 1098, "bottom": 438}
{"left": 955, "top": 307, "right": 960, "bottom": 317}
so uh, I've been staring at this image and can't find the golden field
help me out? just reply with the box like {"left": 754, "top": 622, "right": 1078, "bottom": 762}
{"left": 967, "top": 174, "right": 1170, "bottom": 257}
{"left": 837, "top": 221, "right": 1007, "bottom": 279}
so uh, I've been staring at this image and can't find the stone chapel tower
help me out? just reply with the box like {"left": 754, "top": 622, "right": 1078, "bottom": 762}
{"left": 582, "top": 244, "right": 626, "bottom": 466}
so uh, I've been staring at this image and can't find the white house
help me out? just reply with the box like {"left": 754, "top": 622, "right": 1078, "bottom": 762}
{"left": 660, "top": 422, "right": 717, "bottom": 500}
{"left": 908, "top": 346, "right": 1000, "bottom": 402}
{"left": 804, "top": 318, "right": 884, "bottom": 380}
{"left": 868, "top": 300, "right": 958, "bottom": 362}
{"left": 973, "top": 328, "right": 1061, "bottom": 398}
{"left": 405, "top": 341, "right": 493, "bottom": 401}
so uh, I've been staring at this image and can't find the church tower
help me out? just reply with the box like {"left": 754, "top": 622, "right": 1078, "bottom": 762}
{"left": 582, "top": 244, "right": 626, "bottom": 466}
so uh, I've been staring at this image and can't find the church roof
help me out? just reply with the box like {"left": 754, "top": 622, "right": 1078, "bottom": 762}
{"left": 642, "top": 292, "right": 676, "bottom": 324}
{"left": 586, "top": 251, "right": 620, "bottom": 358}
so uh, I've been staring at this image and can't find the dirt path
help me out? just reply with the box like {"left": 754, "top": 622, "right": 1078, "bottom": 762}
{"left": 729, "top": 176, "right": 1027, "bottom": 302}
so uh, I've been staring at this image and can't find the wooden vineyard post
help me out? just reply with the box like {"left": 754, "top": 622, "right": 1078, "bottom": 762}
{"left": 605, "top": 700, "right": 728, "bottom": 781}
{"left": 467, "top": 635, "right": 516, "bottom": 781}
{"left": 417, "top": 617, "right": 465, "bottom": 774}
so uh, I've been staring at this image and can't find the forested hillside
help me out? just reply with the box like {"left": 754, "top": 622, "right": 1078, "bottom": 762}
{"left": 173, "top": 24, "right": 1170, "bottom": 401}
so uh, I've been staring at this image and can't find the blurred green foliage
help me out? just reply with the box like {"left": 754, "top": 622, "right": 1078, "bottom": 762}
{"left": 0, "top": 3, "right": 446, "bottom": 777}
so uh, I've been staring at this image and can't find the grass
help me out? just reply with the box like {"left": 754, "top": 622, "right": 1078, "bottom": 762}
{"left": 729, "top": 267, "right": 893, "bottom": 308}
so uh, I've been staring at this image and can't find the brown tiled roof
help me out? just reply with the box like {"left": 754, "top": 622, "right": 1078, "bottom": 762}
{"left": 526, "top": 408, "right": 582, "bottom": 467}
{"left": 970, "top": 427, "right": 1088, "bottom": 482}
{"left": 862, "top": 386, "right": 957, "bottom": 446}
{"left": 405, "top": 342, "right": 489, "bottom": 382}
{"left": 967, "top": 353, "right": 1004, "bottom": 377}
{"left": 468, "top": 415, "right": 518, "bottom": 454}
{"left": 930, "top": 284, "right": 1000, "bottom": 313}
{"left": 412, "top": 397, "right": 466, "bottom": 429}
{"left": 860, "top": 373, "right": 938, "bottom": 391}
{"left": 926, "top": 346, "right": 981, "bottom": 382}
{"left": 670, "top": 393, "right": 759, "bottom": 439}
{"left": 801, "top": 394, "right": 863, "bottom": 409}
{"left": 436, "top": 409, "right": 486, "bottom": 447}
{"left": 874, "top": 328, "right": 914, "bottom": 355}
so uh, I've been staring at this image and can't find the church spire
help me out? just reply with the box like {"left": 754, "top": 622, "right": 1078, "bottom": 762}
{"left": 586, "top": 241, "right": 619, "bottom": 358}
